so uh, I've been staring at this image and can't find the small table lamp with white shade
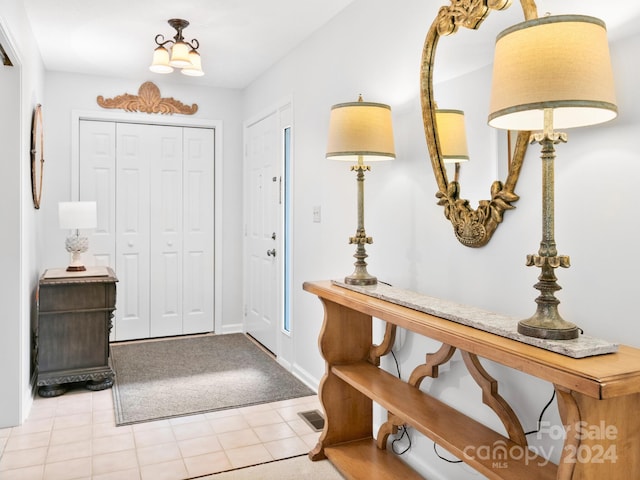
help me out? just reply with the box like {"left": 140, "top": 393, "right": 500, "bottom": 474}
{"left": 488, "top": 15, "right": 617, "bottom": 339}
{"left": 326, "top": 95, "right": 396, "bottom": 286}
{"left": 58, "top": 201, "right": 97, "bottom": 272}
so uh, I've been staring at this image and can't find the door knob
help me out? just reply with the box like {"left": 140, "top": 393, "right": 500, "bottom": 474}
{"left": 267, "top": 249, "right": 276, "bottom": 257}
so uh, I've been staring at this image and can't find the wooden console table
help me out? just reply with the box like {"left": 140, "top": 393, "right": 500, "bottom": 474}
{"left": 36, "top": 267, "right": 118, "bottom": 397}
{"left": 304, "top": 280, "right": 640, "bottom": 480}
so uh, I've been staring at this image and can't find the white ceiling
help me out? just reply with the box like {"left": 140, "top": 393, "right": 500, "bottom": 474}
{"left": 23, "top": 0, "right": 640, "bottom": 90}
{"left": 23, "top": 0, "right": 357, "bottom": 89}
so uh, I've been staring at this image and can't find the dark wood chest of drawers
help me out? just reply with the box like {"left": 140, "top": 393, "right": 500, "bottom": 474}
{"left": 35, "top": 267, "right": 118, "bottom": 397}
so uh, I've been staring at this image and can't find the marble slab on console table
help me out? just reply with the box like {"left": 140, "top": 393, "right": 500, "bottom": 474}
{"left": 332, "top": 280, "right": 618, "bottom": 358}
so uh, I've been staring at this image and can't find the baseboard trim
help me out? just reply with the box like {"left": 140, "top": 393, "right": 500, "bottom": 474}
{"left": 291, "top": 363, "right": 320, "bottom": 392}
{"left": 220, "top": 323, "right": 243, "bottom": 334}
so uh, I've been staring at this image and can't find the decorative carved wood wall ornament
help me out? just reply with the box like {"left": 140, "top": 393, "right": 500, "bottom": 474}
{"left": 421, "top": 0, "right": 538, "bottom": 247}
{"left": 96, "top": 81, "right": 198, "bottom": 115}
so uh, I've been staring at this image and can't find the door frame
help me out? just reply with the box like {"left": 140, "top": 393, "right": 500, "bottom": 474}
{"left": 242, "top": 96, "right": 292, "bottom": 360}
{"left": 0, "top": 17, "right": 27, "bottom": 427}
{"left": 70, "top": 109, "right": 223, "bottom": 334}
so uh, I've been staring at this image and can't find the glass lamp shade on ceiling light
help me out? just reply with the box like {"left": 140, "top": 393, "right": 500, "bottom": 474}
{"left": 149, "top": 45, "right": 204, "bottom": 76}
{"left": 169, "top": 41, "right": 191, "bottom": 67}
{"left": 150, "top": 46, "right": 174, "bottom": 73}
{"left": 181, "top": 50, "right": 204, "bottom": 76}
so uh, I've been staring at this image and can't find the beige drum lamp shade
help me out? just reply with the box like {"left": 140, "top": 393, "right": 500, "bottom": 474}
{"left": 435, "top": 109, "right": 470, "bottom": 162}
{"left": 488, "top": 15, "right": 618, "bottom": 131}
{"left": 326, "top": 97, "right": 396, "bottom": 162}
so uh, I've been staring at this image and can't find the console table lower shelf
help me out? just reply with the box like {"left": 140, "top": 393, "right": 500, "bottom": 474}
{"left": 304, "top": 280, "right": 640, "bottom": 480}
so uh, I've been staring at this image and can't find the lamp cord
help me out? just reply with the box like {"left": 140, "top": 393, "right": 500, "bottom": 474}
{"left": 433, "top": 388, "right": 557, "bottom": 464}
{"left": 390, "top": 350, "right": 412, "bottom": 455}
{"left": 523, "top": 389, "right": 556, "bottom": 436}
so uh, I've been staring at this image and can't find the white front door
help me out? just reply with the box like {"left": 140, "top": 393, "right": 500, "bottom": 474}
{"left": 244, "top": 111, "right": 281, "bottom": 353}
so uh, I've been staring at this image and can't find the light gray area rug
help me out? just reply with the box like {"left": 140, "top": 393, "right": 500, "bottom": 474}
{"left": 201, "top": 454, "right": 344, "bottom": 479}
{"left": 111, "top": 333, "right": 315, "bottom": 425}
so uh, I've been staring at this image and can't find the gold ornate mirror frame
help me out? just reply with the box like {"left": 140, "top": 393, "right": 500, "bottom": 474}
{"left": 421, "top": 0, "right": 538, "bottom": 247}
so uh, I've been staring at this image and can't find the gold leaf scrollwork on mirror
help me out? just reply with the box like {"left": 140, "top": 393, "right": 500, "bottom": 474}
{"left": 436, "top": 0, "right": 510, "bottom": 35}
{"left": 422, "top": 0, "right": 538, "bottom": 247}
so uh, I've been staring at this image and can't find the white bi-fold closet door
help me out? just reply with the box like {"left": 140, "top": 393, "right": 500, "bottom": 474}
{"left": 79, "top": 120, "right": 214, "bottom": 341}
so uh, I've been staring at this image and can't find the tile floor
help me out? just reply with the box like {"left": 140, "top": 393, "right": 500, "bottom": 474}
{"left": 0, "top": 387, "right": 323, "bottom": 480}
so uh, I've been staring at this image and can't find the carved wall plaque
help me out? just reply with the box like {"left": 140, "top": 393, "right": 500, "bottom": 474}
{"left": 97, "top": 81, "right": 198, "bottom": 115}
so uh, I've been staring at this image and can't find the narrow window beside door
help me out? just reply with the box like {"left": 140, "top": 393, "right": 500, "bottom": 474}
{"left": 283, "top": 126, "right": 292, "bottom": 333}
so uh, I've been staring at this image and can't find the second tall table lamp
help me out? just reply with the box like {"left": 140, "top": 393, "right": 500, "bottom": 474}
{"left": 326, "top": 95, "right": 396, "bottom": 286}
{"left": 488, "top": 15, "right": 617, "bottom": 339}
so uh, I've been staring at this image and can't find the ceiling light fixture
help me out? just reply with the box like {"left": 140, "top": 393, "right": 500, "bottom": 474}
{"left": 150, "top": 19, "right": 204, "bottom": 77}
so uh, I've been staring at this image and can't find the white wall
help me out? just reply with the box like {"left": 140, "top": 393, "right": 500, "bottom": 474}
{"left": 243, "top": 1, "right": 640, "bottom": 478}
{"left": 0, "top": 0, "right": 45, "bottom": 428}
{"left": 3, "top": 4, "right": 639, "bottom": 476}
{"left": 41, "top": 72, "right": 245, "bottom": 336}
